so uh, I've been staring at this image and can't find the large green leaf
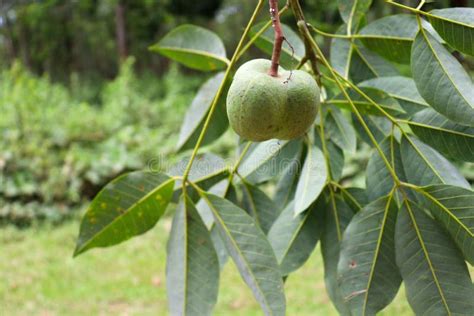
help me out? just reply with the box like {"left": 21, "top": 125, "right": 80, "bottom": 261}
{"left": 409, "top": 108, "right": 474, "bottom": 162}
{"left": 250, "top": 22, "right": 305, "bottom": 69}
{"left": 238, "top": 139, "right": 302, "bottom": 183}
{"left": 166, "top": 197, "right": 219, "bottom": 316}
{"left": 241, "top": 181, "right": 279, "bottom": 234}
{"left": 325, "top": 106, "right": 357, "bottom": 153}
{"left": 359, "top": 76, "right": 428, "bottom": 116}
{"left": 201, "top": 193, "right": 286, "bottom": 316}
{"left": 149, "top": 24, "right": 229, "bottom": 71}
{"left": 338, "top": 195, "right": 401, "bottom": 315}
{"left": 411, "top": 28, "right": 474, "bottom": 126}
{"left": 268, "top": 200, "right": 322, "bottom": 276}
{"left": 294, "top": 145, "right": 328, "bottom": 215}
{"left": 416, "top": 184, "right": 474, "bottom": 265}
{"left": 400, "top": 136, "right": 470, "bottom": 188}
{"left": 352, "top": 114, "right": 391, "bottom": 145}
{"left": 320, "top": 193, "right": 354, "bottom": 315}
{"left": 359, "top": 14, "right": 418, "bottom": 64}
{"left": 176, "top": 72, "right": 229, "bottom": 152}
{"left": 366, "top": 136, "right": 405, "bottom": 201}
{"left": 338, "top": 0, "right": 372, "bottom": 30}
{"left": 429, "top": 8, "right": 474, "bottom": 56}
{"left": 395, "top": 200, "right": 474, "bottom": 315}
{"left": 74, "top": 172, "right": 174, "bottom": 256}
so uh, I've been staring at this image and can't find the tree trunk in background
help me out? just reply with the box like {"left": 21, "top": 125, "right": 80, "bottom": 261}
{"left": 2, "top": 13, "right": 17, "bottom": 62}
{"left": 115, "top": 2, "right": 128, "bottom": 63}
{"left": 18, "top": 22, "right": 30, "bottom": 69}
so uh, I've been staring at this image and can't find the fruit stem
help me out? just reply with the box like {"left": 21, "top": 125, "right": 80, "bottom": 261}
{"left": 269, "top": 0, "right": 284, "bottom": 77}
{"left": 289, "top": 0, "right": 320, "bottom": 82}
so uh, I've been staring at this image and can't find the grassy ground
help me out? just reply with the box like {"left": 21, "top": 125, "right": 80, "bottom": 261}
{"left": 1, "top": 219, "right": 417, "bottom": 315}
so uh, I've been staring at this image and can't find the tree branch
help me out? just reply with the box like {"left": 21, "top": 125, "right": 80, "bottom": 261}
{"left": 289, "top": 0, "right": 320, "bottom": 81}
{"left": 269, "top": 0, "right": 284, "bottom": 77}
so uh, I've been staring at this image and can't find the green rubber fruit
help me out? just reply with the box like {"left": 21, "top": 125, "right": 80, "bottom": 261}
{"left": 226, "top": 59, "right": 320, "bottom": 142}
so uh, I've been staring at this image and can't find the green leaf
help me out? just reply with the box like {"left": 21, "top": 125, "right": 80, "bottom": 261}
{"left": 341, "top": 187, "right": 368, "bottom": 212}
{"left": 366, "top": 136, "right": 405, "bottom": 201}
{"left": 352, "top": 114, "right": 391, "bottom": 145}
{"left": 74, "top": 172, "right": 174, "bottom": 256}
{"left": 238, "top": 139, "right": 302, "bottom": 183}
{"left": 415, "top": 184, "right": 474, "bottom": 264}
{"left": 170, "top": 153, "right": 229, "bottom": 201}
{"left": 411, "top": 28, "right": 474, "bottom": 126}
{"left": 273, "top": 152, "right": 302, "bottom": 212}
{"left": 330, "top": 30, "right": 398, "bottom": 83}
{"left": 294, "top": 145, "right": 328, "bottom": 215}
{"left": 400, "top": 136, "right": 470, "bottom": 188}
{"left": 196, "top": 179, "right": 236, "bottom": 229}
{"left": 359, "top": 76, "right": 428, "bottom": 116}
{"left": 250, "top": 22, "right": 305, "bottom": 69}
{"left": 176, "top": 72, "right": 229, "bottom": 152}
{"left": 349, "top": 45, "right": 399, "bottom": 83}
{"left": 409, "top": 108, "right": 474, "bottom": 162}
{"left": 268, "top": 199, "right": 322, "bottom": 276}
{"left": 210, "top": 226, "right": 229, "bottom": 269}
{"left": 166, "top": 197, "right": 219, "bottom": 316}
{"left": 314, "top": 130, "right": 345, "bottom": 181}
{"left": 331, "top": 88, "right": 405, "bottom": 117}
{"left": 338, "top": 194, "right": 401, "bottom": 315}
{"left": 338, "top": 0, "right": 372, "bottom": 30}
{"left": 241, "top": 181, "right": 279, "bottom": 234}
{"left": 149, "top": 24, "right": 229, "bottom": 71}
{"left": 359, "top": 14, "right": 418, "bottom": 63}
{"left": 320, "top": 193, "right": 354, "bottom": 315}
{"left": 326, "top": 106, "right": 357, "bottom": 153}
{"left": 327, "top": 141, "right": 345, "bottom": 181}
{"left": 395, "top": 200, "right": 474, "bottom": 315}
{"left": 201, "top": 193, "right": 286, "bottom": 316}
{"left": 330, "top": 25, "right": 354, "bottom": 79}
{"left": 428, "top": 8, "right": 474, "bottom": 56}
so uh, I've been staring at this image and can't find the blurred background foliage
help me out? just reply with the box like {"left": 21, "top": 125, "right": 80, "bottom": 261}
{"left": 0, "top": 0, "right": 472, "bottom": 225}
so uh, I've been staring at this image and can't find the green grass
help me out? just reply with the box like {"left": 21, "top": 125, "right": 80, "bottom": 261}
{"left": 1, "top": 219, "right": 416, "bottom": 315}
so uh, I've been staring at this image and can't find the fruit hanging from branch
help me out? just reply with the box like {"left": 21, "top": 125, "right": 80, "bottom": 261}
{"left": 226, "top": 59, "right": 319, "bottom": 141}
